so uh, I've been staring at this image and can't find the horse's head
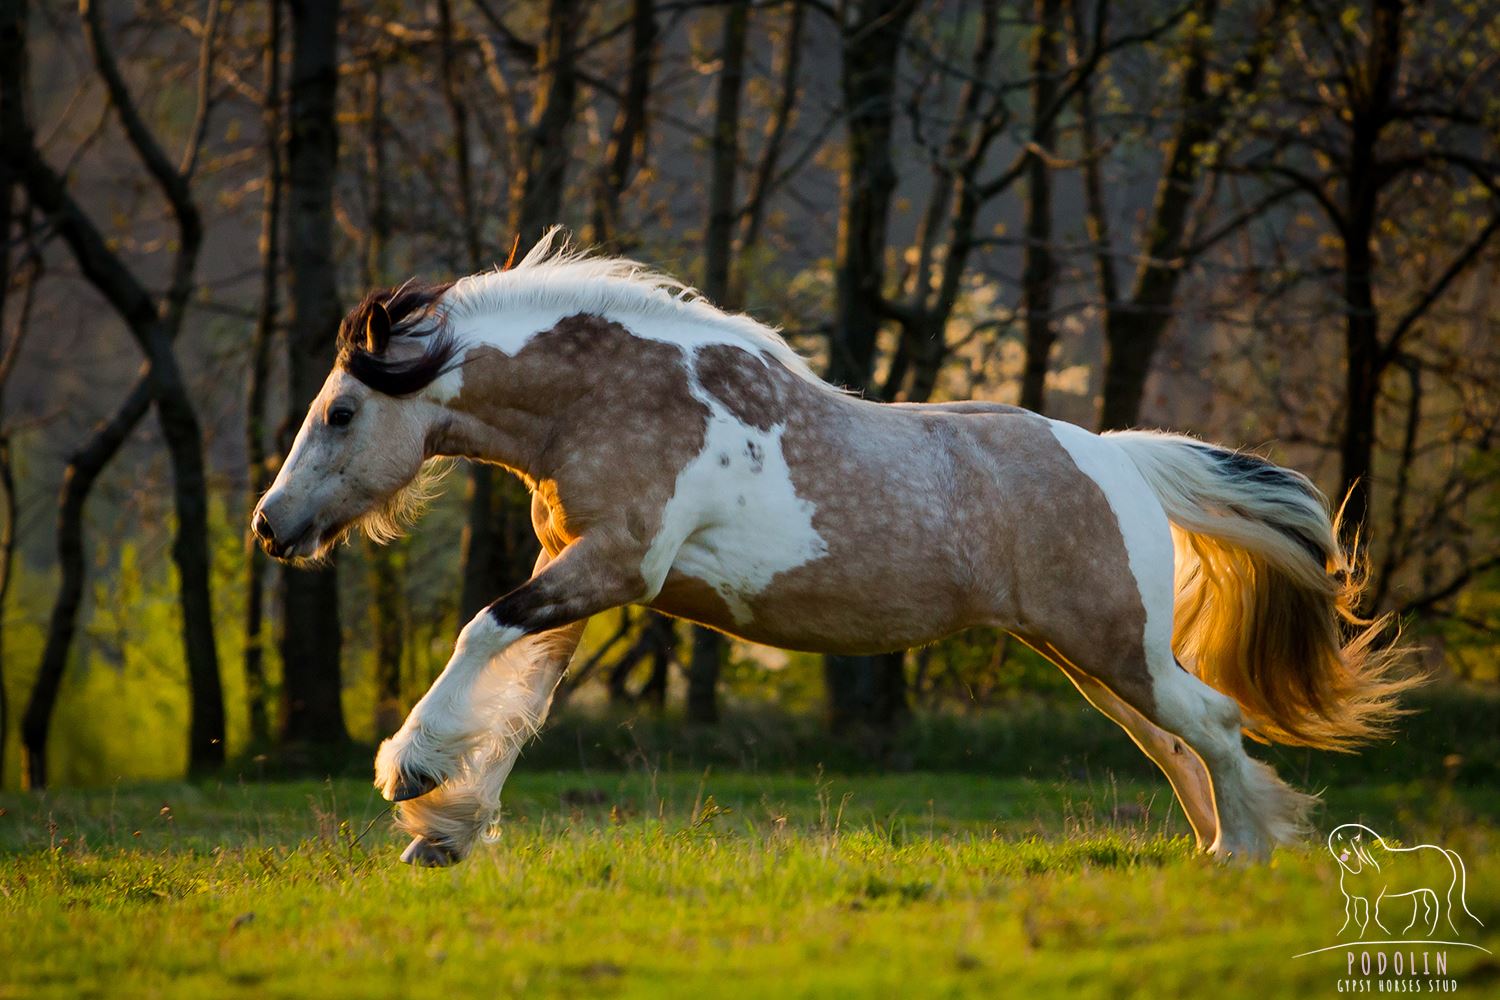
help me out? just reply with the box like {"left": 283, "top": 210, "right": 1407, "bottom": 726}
{"left": 1328, "top": 823, "right": 1383, "bottom": 874}
{"left": 252, "top": 282, "right": 458, "bottom": 564}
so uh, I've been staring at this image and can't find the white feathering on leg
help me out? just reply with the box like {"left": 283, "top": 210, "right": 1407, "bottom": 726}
{"left": 392, "top": 628, "right": 575, "bottom": 858}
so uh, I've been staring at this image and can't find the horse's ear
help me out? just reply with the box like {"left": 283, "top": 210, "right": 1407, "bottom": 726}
{"left": 365, "top": 301, "right": 392, "bottom": 354}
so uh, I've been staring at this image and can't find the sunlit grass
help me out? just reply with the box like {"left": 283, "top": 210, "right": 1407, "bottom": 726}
{"left": 2, "top": 769, "right": 1497, "bottom": 998}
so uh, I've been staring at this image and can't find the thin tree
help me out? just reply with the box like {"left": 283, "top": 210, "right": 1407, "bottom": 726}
{"left": 279, "top": 0, "right": 346, "bottom": 747}
{"left": 590, "top": 0, "right": 657, "bottom": 248}
{"left": 1, "top": 0, "right": 227, "bottom": 786}
{"left": 0, "top": 0, "right": 23, "bottom": 783}
{"left": 1093, "top": 0, "right": 1287, "bottom": 430}
{"left": 461, "top": 0, "right": 585, "bottom": 620}
{"left": 1017, "top": 0, "right": 1063, "bottom": 414}
{"left": 684, "top": 0, "right": 751, "bottom": 725}
{"left": 244, "top": 0, "right": 284, "bottom": 748}
{"left": 1252, "top": 0, "right": 1496, "bottom": 536}
{"left": 823, "top": 0, "right": 919, "bottom": 734}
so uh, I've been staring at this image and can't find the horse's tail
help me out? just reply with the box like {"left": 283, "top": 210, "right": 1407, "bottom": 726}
{"left": 1107, "top": 430, "right": 1420, "bottom": 750}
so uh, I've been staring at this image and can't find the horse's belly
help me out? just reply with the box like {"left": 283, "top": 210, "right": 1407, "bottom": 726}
{"left": 660, "top": 526, "right": 816, "bottom": 630}
{"left": 652, "top": 536, "right": 972, "bottom": 655}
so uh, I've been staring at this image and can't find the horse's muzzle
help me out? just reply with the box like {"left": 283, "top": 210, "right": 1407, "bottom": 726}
{"left": 252, "top": 508, "right": 313, "bottom": 561}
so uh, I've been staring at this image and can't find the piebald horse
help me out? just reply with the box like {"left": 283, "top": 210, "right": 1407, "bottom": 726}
{"left": 253, "top": 230, "right": 1411, "bottom": 867}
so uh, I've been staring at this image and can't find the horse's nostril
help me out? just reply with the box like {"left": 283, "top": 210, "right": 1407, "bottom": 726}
{"left": 252, "top": 510, "right": 276, "bottom": 546}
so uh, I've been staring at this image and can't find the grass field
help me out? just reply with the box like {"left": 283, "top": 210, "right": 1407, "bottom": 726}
{"left": 3, "top": 746, "right": 1498, "bottom": 999}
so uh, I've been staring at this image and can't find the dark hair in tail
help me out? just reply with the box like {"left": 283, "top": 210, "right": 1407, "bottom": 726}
{"left": 1109, "top": 430, "right": 1422, "bottom": 750}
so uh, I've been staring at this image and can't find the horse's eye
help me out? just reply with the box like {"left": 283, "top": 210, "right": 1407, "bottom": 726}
{"left": 328, "top": 407, "right": 355, "bottom": 428}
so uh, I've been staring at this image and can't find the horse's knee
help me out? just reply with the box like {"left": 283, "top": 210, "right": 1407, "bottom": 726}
{"left": 455, "top": 610, "right": 523, "bottom": 660}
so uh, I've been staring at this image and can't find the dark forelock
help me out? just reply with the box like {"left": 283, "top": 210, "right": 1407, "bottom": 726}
{"left": 336, "top": 280, "right": 462, "bottom": 397}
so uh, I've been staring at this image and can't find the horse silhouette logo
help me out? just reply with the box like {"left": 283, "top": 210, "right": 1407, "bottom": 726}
{"left": 1329, "top": 824, "right": 1484, "bottom": 938}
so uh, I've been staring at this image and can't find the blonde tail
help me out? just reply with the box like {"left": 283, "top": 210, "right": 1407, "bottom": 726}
{"left": 1108, "top": 431, "right": 1421, "bottom": 750}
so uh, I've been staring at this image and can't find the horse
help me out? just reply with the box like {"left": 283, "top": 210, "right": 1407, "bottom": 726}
{"left": 1328, "top": 823, "right": 1483, "bottom": 937}
{"left": 251, "top": 229, "right": 1414, "bottom": 867}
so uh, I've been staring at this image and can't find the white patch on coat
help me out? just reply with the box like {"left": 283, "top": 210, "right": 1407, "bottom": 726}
{"left": 639, "top": 361, "right": 828, "bottom": 624}
{"left": 1045, "top": 419, "right": 1176, "bottom": 659}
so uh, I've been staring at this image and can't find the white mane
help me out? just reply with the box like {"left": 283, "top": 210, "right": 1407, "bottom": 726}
{"left": 442, "top": 227, "right": 826, "bottom": 385}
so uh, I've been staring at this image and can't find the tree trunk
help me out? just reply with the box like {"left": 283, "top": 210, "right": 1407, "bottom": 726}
{"left": 684, "top": 0, "right": 750, "bottom": 725}
{"left": 243, "top": 0, "right": 283, "bottom": 749}
{"left": 363, "top": 52, "right": 408, "bottom": 736}
{"left": 84, "top": 0, "right": 226, "bottom": 774}
{"left": 512, "top": 0, "right": 581, "bottom": 249}
{"left": 824, "top": 0, "right": 917, "bottom": 729}
{"left": 279, "top": 0, "right": 345, "bottom": 747}
{"left": 154, "top": 347, "right": 226, "bottom": 773}
{"left": 1339, "top": 207, "right": 1381, "bottom": 538}
{"left": 0, "top": 433, "right": 11, "bottom": 783}
{"left": 1018, "top": 0, "right": 1062, "bottom": 414}
{"left": 0, "top": 12, "right": 16, "bottom": 780}
{"left": 1, "top": 45, "right": 147, "bottom": 785}
{"left": 462, "top": 0, "right": 583, "bottom": 617}
{"left": 686, "top": 627, "right": 721, "bottom": 723}
{"left": 370, "top": 544, "right": 405, "bottom": 735}
{"left": 0, "top": 241, "right": 11, "bottom": 788}
{"left": 1096, "top": 0, "right": 1285, "bottom": 431}
{"left": 1337, "top": 0, "right": 1403, "bottom": 539}
{"left": 823, "top": 651, "right": 909, "bottom": 741}
{"left": 5, "top": 0, "right": 225, "bottom": 779}
{"left": 24, "top": 378, "right": 154, "bottom": 787}
{"left": 640, "top": 615, "right": 673, "bottom": 711}
{"left": 829, "top": 0, "right": 914, "bottom": 389}
{"left": 736, "top": 0, "right": 804, "bottom": 272}
{"left": 704, "top": 0, "right": 747, "bottom": 306}
{"left": 1097, "top": 1, "right": 1222, "bottom": 430}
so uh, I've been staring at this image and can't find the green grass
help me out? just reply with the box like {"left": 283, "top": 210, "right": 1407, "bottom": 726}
{"left": 2, "top": 763, "right": 1498, "bottom": 998}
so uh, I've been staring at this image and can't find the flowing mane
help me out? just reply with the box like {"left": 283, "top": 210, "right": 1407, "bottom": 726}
{"left": 338, "top": 228, "right": 826, "bottom": 397}
{"left": 443, "top": 227, "right": 827, "bottom": 386}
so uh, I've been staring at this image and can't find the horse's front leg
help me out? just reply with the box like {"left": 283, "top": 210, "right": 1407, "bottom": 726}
{"left": 396, "top": 618, "right": 586, "bottom": 866}
{"left": 375, "top": 533, "right": 649, "bottom": 802}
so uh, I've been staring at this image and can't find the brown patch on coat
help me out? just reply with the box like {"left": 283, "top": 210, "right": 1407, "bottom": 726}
{"left": 442, "top": 312, "right": 710, "bottom": 589}
{"left": 693, "top": 344, "right": 783, "bottom": 430}
{"left": 650, "top": 570, "right": 739, "bottom": 629}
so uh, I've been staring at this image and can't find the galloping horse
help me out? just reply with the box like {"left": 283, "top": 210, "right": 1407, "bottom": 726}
{"left": 252, "top": 230, "right": 1412, "bottom": 867}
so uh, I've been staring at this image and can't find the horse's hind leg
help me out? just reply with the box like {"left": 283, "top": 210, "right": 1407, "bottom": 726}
{"left": 1052, "top": 659, "right": 1217, "bottom": 849}
{"left": 1138, "top": 644, "right": 1317, "bottom": 860}
{"left": 1041, "top": 621, "right": 1313, "bottom": 861}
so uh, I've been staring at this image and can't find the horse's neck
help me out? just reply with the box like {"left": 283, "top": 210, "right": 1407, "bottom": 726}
{"left": 425, "top": 399, "right": 547, "bottom": 477}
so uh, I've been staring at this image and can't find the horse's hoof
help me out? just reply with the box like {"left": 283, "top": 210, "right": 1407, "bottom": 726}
{"left": 400, "top": 836, "right": 461, "bottom": 868}
{"left": 388, "top": 771, "right": 442, "bottom": 802}
{"left": 1207, "top": 841, "right": 1269, "bottom": 865}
